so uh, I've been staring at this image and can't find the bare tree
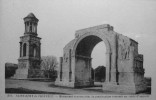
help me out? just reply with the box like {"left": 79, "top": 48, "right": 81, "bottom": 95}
{"left": 41, "top": 56, "right": 58, "bottom": 78}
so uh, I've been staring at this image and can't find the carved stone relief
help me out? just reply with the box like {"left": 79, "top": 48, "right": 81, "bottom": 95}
{"left": 118, "top": 36, "right": 130, "bottom": 60}
{"left": 19, "top": 62, "right": 26, "bottom": 69}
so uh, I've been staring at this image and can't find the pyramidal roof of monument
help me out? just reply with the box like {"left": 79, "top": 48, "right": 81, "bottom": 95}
{"left": 26, "top": 13, "right": 36, "bottom": 18}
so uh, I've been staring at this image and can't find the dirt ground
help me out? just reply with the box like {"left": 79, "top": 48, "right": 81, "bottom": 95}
{"left": 5, "top": 79, "right": 150, "bottom": 95}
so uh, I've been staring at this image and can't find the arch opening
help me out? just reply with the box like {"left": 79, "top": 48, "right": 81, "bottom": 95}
{"left": 75, "top": 35, "right": 109, "bottom": 87}
{"left": 23, "top": 43, "right": 27, "bottom": 57}
{"left": 76, "top": 35, "right": 102, "bottom": 57}
{"left": 32, "top": 44, "right": 37, "bottom": 57}
{"left": 91, "top": 42, "right": 106, "bottom": 84}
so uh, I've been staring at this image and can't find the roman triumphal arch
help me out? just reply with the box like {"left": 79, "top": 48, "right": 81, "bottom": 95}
{"left": 55, "top": 24, "right": 147, "bottom": 93}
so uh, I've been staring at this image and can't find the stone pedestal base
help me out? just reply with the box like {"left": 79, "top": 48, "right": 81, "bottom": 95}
{"left": 13, "top": 69, "right": 28, "bottom": 79}
{"left": 102, "top": 82, "right": 147, "bottom": 94}
{"left": 13, "top": 68, "right": 44, "bottom": 79}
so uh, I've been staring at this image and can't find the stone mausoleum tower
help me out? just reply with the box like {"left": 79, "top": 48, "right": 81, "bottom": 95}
{"left": 14, "top": 13, "right": 42, "bottom": 79}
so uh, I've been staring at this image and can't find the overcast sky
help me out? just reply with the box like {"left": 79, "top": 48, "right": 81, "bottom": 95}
{"left": 0, "top": 0, "right": 156, "bottom": 77}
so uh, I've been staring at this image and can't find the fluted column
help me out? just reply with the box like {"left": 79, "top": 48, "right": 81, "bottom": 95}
{"left": 105, "top": 52, "right": 111, "bottom": 82}
{"left": 26, "top": 43, "right": 29, "bottom": 57}
{"left": 110, "top": 34, "right": 118, "bottom": 84}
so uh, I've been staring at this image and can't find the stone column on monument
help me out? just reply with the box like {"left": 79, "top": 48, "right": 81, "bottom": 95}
{"left": 110, "top": 34, "right": 117, "bottom": 84}
{"left": 69, "top": 49, "right": 72, "bottom": 82}
{"left": 89, "top": 58, "right": 92, "bottom": 83}
{"left": 26, "top": 43, "right": 29, "bottom": 57}
{"left": 39, "top": 43, "right": 41, "bottom": 58}
{"left": 105, "top": 52, "right": 111, "bottom": 82}
{"left": 60, "top": 57, "right": 63, "bottom": 81}
{"left": 36, "top": 23, "right": 37, "bottom": 33}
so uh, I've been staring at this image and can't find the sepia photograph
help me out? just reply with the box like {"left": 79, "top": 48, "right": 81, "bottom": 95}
{"left": 0, "top": 0, "right": 155, "bottom": 99}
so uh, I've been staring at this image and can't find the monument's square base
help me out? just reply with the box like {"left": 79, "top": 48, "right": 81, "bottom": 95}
{"left": 13, "top": 69, "right": 28, "bottom": 79}
{"left": 13, "top": 68, "right": 44, "bottom": 79}
{"left": 102, "top": 82, "right": 147, "bottom": 94}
